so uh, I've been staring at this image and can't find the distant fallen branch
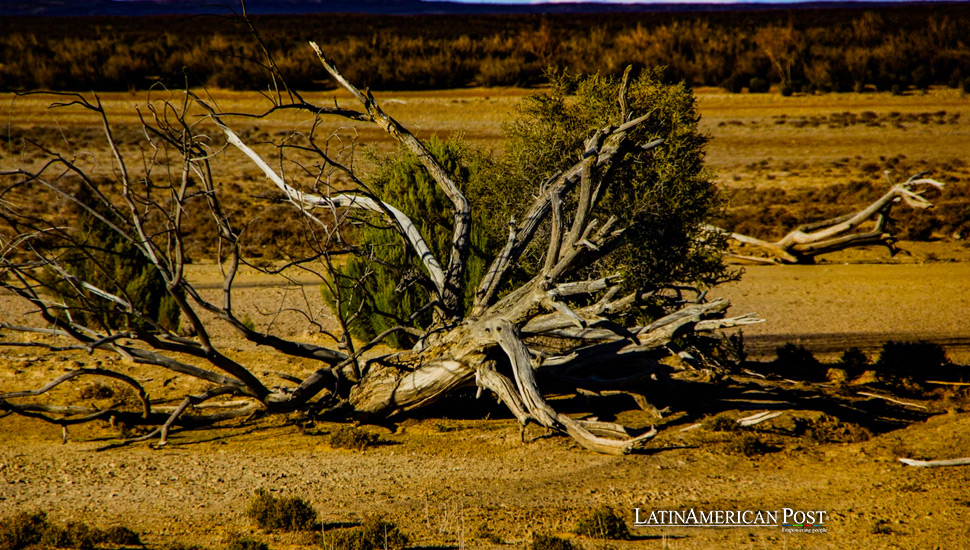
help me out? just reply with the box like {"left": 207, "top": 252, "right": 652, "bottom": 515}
{"left": 713, "top": 173, "right": 944, "bottom": 264}
{"left": 857, "top": 391, "right": 929, "bottom": 410}
{"left": 898, "top": 457, "right": 970, "bottom": 467}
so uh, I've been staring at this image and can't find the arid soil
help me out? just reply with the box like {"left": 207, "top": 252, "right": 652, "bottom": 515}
{"left": 3, "top": 89, "right": 970, "bottom": 549}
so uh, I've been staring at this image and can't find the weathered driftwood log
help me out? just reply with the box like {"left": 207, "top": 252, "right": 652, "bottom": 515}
{"left": 714, "top": 174, "right": 944, "bottom": 264}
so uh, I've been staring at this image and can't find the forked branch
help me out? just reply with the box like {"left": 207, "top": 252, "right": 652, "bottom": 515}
{"left": 718, "top": 174, "right": 945, "bottom": 264}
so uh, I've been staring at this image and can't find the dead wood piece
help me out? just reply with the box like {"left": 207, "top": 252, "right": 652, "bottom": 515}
{"left": 717, "top": 175, "right": 944, "bottom": 264}
{"left": 898, "top": 457, "right": 970, "bottom": 468}
{"left": 737, "top": 411, "right": 784, "bottom": 427}
{"left": 857, "top": 391, "right": 929, "bottom": 410}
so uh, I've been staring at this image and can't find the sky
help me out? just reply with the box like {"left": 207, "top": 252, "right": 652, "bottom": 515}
{"left": 427, "top": 0, "right": 934, "bottom": 3}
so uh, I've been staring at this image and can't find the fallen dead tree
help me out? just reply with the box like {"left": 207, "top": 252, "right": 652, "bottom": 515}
{"left": 0, "top": 42, "right": 766, "bottom": 454}
{"left": 714, "top": 174, "right": 944, "bottom": 264}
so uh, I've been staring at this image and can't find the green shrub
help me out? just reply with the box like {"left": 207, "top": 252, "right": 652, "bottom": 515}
{"left": 474, "top": 523, "right": 502, "bottom": 544}
{"left": 43, "top": 184, "right": 181, "bottom": 333}
{"left": 799, "top": 415, "right": 872, "bottom": 444}
{"left": 748, "top": 77, "right": 770, "bottom": 93}
{"left": 871, "top": 519, "right": 894, "bottom": 535}
{"left": 574, "top": 507, "right": 630, "bottom": 540}
{"left": 529, "top": 533, "right": 579, "bottom": 550}
{"left": 775, "top": 343, "right": 819, "bottom": 368}
{"left": 323, "top": 136, "right": 499, "bottom": 348}
{"left": 328, "top": 67, "right": 730, "bottom": 346}
{"left": 246, "top": 489, "right": 318, "bottom": 532}
{"left": 0, "top": 512, "right": 48, "bottom": 550}
{"left": 40, "top": 521, "right": 104, "bottom": 550}
{"left": 328, "top": 427, "right": 381, "bottom": 451}
{"left": 774, "top": 343, "right": 822, "bottom": 379}
{"left": 703, "top": 413, "right": 740, "bottom": 432}
{"left": 729, "top": 434, "right": 777, "bottom": 457}
{"left": 322, "top": 517, "right": 408, "bottom": 550}
{"left": 503, "top": 68, "right": 730, "bottom": 292}
{"left": 104, "top": 529, "right": 142, "bottom": 548}
{"left": 840, "top": 347, "right": 870, "bottom": 372}
{"left": 0, "top": 512, "right": 141, "bottom": 550}
{"left": 876, "top": 340, "right": 948, "bottom": 376}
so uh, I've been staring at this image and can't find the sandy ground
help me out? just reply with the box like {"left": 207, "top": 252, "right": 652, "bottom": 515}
{"left": 3, "top": 404, "right": 970, "bottom": 550}
{"left": 711, "top": 262, "right": 970, "bottom": 363}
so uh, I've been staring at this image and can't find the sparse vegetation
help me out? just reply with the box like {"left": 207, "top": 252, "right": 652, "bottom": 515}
{"left": 870, "top": 519, "right": 894, "bottom": 535}
{"left": 328, "top": 428, "right": 381, "bottom": 451}
{"left": 774, "top": 343, "right": 822, "bottom": 379}
{"left": 322, "top": 517, "right": 408, "bottom": 550}
{"left": 704, "top": 413, "right": 741, "bottom": 432}
{"left": 0, "top": 512, "right": 141, "bottom": 550}
{"left": 573, "top": 507, "right": 630, "bottom": 540}
{"left": 225, "top": 536, "right": 269, "bottom": 550}
{"left": 529, "top": 534, "right": 580, "bottom": 550}
{"left": 798, "top": 415, "right": 872, "bottom": 444}
{"left": 728, "top": 434, "right": 778, "bottom": 457}
{"left": 3, "top": 5, "right": 969, "bottom": 94}
{"left": 474, "top": 523, "right": 502, "bottom": 544}
{"left": 246, "top": 489, "right": 319, "bottom": 532}
{"left": 876, "top": 340, "right": 949, "bottom": 375}
{"left": 841, "top": 347, "right": 870, "bottom": 373}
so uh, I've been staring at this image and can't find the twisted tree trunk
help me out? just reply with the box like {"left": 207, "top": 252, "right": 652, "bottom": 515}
{"left": 0, "top": 41, "right": 758, "bottom": 455}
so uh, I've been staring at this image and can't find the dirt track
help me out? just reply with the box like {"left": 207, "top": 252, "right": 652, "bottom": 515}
{"left": 711, "top": 262, "right": 970, "bottom": 362}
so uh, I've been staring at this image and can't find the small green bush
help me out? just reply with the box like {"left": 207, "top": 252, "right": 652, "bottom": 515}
{"left": 574, "top": 507, "right": 630, "bottom": 540}
{"left": 748, "top": 77, "right": 770, "bottom": 93}
{"left": 775, "top": 343, "right": 820, "bottom": 369}
{"left": 328, "top": 427, "right": 380, "bottom": 451}
{"left": 0, "top": 512, "right": 141, "bottom": 550}
{"left": 774, "top": 343, "right": 823, "bottom": 380}
{"left": 41, "top": 521, "right": 104, "bottom": 550}
{"left": 729, "top": 434, "right": 777, "bottom": 457}
{"left": 323, "top": 136, "right": 498, "bottom": 349}
{"left": 840, "top": 347, "right": 870, "bottom": 372}
{"left": 474, "top": 523, "right": 501, "bottom": 544}
{"left": 529, "top": 533, "right": 579, "bottom": 550}
{"left": 42, "top": 184, "right": 182, "bottom": 333}
{"left": 876, "top": 340, "right": 948, "bottom": 375}
{"left": 871, "top": 519, "right": 894, "bottom": 535}
{"left": 801, "top": 415, "right": 872, "bottom": 444}
{"left": 322, "top": 517, "right": 408, "bottom": 550}
{"left": 0, "top": 512, "right": 48, "bottom": 550}
{"left": 246, "top": 489, "right": 318, "bottom": 532}
{"left": 703, "top": 413, "right": 740, "bottom": 432}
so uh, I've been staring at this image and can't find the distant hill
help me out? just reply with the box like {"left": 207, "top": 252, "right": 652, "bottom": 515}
{"left": 0, "top": 0, "right": 953, "bottom": 17}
